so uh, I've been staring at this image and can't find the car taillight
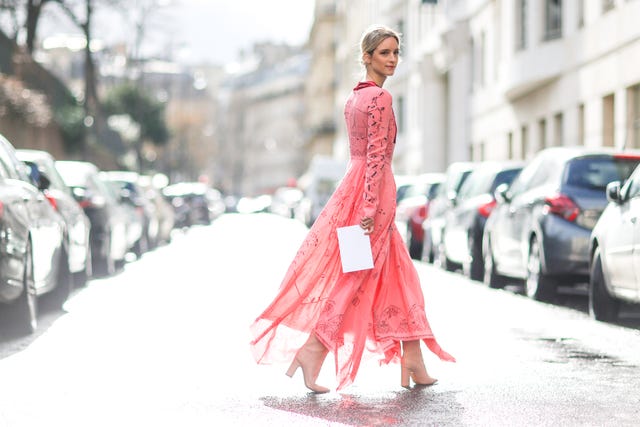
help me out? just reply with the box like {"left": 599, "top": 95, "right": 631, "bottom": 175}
{"left": 44, "top": 192, "right": 58, "bottom": 211}
{"left": 414, "top": 204, "right": 428, "bottom": 222}
{"left": 0, "top": 201, "right": 3, "bottom": 219}
{"left": 543, "top": 194, "right": 580, "bottom": 222}
{"left": 477, "top": 199, "right": 497, "bottom": 218}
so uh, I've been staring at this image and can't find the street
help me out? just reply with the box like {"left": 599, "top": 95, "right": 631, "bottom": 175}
{"left": 1, "top": 213, "right": 640, "bottom": 427}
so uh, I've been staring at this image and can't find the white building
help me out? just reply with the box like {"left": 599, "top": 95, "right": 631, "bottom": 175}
{"left": 468, "top": 0, "right": 640, "bottom": 160}
{"left": 328, "top": 0, "right": 640, "bottom": 174}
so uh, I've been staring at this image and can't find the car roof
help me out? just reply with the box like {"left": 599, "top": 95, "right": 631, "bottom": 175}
{"left": 536, "top": 146, "right": 640, "bottom": 161}
{"left": 15, "top": 148, "right": 54, "bottom": 162}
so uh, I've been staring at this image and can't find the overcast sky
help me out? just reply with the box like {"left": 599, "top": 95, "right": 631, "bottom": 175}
{"left": 40, "top": 0, "right": 315, "bottom": 66}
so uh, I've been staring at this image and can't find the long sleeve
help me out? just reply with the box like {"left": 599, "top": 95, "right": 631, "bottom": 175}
{"left": 362, "top": 90, "right": 394, "bottom": 219}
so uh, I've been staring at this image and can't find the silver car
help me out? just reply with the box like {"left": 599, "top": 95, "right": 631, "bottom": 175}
{"left": 589, "top": 164, "right": 640, "bottom": 321}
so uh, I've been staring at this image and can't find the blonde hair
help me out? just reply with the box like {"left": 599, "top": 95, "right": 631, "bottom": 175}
{"left": 360, "top": 25, "right": 401, "bottom": 62}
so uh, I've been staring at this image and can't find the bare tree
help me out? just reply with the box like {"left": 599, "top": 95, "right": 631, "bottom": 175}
{"left": 0, "top": 0, "right": 23, "bottom": 42}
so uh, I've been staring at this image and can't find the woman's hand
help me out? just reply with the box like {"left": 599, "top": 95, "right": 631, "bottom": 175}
{"left": 360, "top": 216, "right": 374, "bottom": 235}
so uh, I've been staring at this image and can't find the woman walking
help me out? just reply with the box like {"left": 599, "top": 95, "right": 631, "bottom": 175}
{"left": 250, "top": 25, "right": 455, "bottom": 393}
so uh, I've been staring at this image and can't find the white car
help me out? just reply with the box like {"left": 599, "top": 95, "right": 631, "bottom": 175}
{"left": 589, "top": 164, "right": 640, "bottom": 321}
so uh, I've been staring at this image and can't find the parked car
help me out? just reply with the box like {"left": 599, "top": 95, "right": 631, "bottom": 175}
{"left": 589, "top": 164, "right": 640, "bottom": 321}
{"left": 138, "top": 174, "right": 175, "bottom": 245}
{"left": 270, "top": 186, "right": 304, "bottom": 219}
{"left": 440, "top": 161, "right": 523, "bottom": 280}
{"left": 55, "top": 160, "right": 130, "bottom": 276}
{"left": 101, "top": 171, "right": 159, "bottom": 254}
{"left": 483, "top": 147, "right": 640, "bottom": 301}
{"left": 162, "top": 182, "right": 225, "bottom": 227}
{"left": 422, "top": 162, "right": 476, "bottom": 265}
{"left": 394, "top": 173, "right": 445, "bottom": 260}
{"left": 0, "top": 135, "right": 68, "bottom": 334}
{"left": 16, "top": 149, "right": 92, "bottom": 287}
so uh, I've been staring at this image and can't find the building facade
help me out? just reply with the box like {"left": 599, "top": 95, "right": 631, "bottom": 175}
{"left": 325, "top": 0, "right": 640, "bottom": 175}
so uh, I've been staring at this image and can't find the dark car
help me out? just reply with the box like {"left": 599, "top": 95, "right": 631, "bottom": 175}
{"left": 588, "top": 164, "right": 640, "bottom": 321}
{"left": 162, "top": 182, "right": 225, "bottom": 227}
{"left": 483, "top": 147, "right": 640, "bottom": 301}
{"left": 17, "top": 149, "right": 93, "bottom": 287}
{"left": 440, "top": 161, "right": 523, "bottom": 280}
{"left": 55, "top": 161, "right": 130, "bottom": 276}
{"left": 422, "top": 162, "right": 476, "bottom": 265}
{"left": 394, "top": 173, "right": 445, "bottom": 260}
{"left": 0, "top": 135, "right": 68, "bottom": 334}
{"left": 101, "top": 171, "right": 159, "bottom": 254}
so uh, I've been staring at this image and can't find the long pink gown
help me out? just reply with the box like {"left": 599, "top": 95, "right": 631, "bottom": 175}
{"left": 250, "top": 81, "right": 455, "bottom": 390}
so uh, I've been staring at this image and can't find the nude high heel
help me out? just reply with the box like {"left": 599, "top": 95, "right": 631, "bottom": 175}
{"left": 401, "top": 340, "right": 438, "bottom": 388}
{"left": 286, "top": 333, "right": 330, "bottom": 394}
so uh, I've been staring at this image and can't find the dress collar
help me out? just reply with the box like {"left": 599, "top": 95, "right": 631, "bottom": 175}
{"left": 353, "top": 80, "right": 379, "bottom": 91}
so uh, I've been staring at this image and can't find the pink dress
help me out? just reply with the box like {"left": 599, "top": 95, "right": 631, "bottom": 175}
{"left": 250, "top": 81, "right": 455, "bottom": 390}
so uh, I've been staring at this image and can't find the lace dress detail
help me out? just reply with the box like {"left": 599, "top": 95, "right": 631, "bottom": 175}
{"left": 250, "top": 83, "right": 455, "bottom": 390}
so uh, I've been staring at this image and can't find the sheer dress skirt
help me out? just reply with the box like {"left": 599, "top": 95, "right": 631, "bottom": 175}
{"left": 250, "top": 158, "right": 454, "bottom": 390}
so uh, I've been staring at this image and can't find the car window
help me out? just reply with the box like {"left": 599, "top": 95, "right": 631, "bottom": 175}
{"left": 458, "top": 169, "right": 493, "bottom": 200}
{"left": 564, "top": 157, "right": 640, "bottom": 190}
{"left": 509, "top": 156, "right": 543, "bottom": 196}
{"left": 626, "top": 175, "right": 640, "bottom": 199}
{"left": 491, "top": 168, "right": 522, "bottom": 193}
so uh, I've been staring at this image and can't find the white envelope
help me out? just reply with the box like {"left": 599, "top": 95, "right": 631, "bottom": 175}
{"left": 336, "top": 225, "right": 374, "bottom": 273}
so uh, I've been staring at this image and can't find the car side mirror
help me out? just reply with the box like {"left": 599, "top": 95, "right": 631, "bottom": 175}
{"left": 494, "top": 183, "right": 511, "bottom": 203}
{"left": 606, "top": 181, "right": 622, "bottom": 203}
{"left": 35, "top": 170, "right": 51, "bottom": 191}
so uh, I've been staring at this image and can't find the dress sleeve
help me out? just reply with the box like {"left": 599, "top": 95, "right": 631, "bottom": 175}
{"left": 363, "top": 90, "right": 393, "bottom": 219}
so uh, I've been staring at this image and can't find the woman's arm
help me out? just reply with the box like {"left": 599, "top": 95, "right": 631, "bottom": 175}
{"left": 361, "top": 90, "right": 393, "bottom": 232}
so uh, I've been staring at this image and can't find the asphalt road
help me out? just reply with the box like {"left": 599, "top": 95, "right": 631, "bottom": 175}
{"left": 0, "top": 213, "right": 639, "bottom": 426}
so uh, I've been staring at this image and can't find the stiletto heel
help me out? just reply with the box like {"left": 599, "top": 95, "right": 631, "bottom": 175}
{"left": 285, "top": 334, "right": 330, "bottom": 394}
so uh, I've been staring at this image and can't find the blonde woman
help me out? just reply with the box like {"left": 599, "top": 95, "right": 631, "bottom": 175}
{"left": 251, "top": 26, "right": 455, "bottom": 393}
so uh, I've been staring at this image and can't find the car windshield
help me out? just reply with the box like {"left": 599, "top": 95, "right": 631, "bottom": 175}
{"left": 564, "top": 157, "right": 640, "bottom": 190}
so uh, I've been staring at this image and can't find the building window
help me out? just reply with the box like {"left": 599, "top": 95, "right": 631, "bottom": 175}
{"left": 602, "top": 0, "right": 616, "bottom": 13}
{"left": 578, "top": 103, "right": 585, "bottom": 145}
{"left": 508, "top": 132, "right": 514, "bottom": 159}
{"left": 577, "top": 0, "right": 584, "bottom": 28}
{"left": 516, "top": 0, "right": 528, "bottom": 50}
{"left": 603, "top": 94, "right": 615, "bottom": 147}
{"left": 521, "top": 125, "right": 529, "bottom": 159}
{"left": 554, "top": 112, "right": 563, "bottom": 146}
{"left": 544, "top": 0, "right": 563, "bottom": 41}
{"left": 539, "top": 118, "right": 547, "bottom": 150}
{"left": 628, "top": 84, "right": 640, "bottom": 149}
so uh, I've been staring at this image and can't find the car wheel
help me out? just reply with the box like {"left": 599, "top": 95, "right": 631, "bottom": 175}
{"left": 94, "top": 232, "right": 115, "bottom": 277}
{"left": 422, "top": 231, "right": 435, "bottom": 264}
{"left": 588, "top": 247, "right": 620, "bottom": 322}
{"left": 7, "top": 240, "right": 37, "bottom": 335}
{"left": 526, "top": 237, "right": 555, "bottom": 302}
{"left": 133, "top": 232, "right": 148, "bottom": 258}
{"left": 45, "top": 248, "right": 72, "bottom": 310}
{"left": 438, "top": 244, "right": 458, "bottom": 272}
{"left": 74, "top": 245, "right": 92, "bottom": 287}
{"left": 483, "top": 239, "right": 505, "bottom": 289}
{"left": 467, "top": 234, "right": 484, "bottom": 282}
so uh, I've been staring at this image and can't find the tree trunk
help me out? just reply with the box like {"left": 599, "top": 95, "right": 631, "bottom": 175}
{"left": 25, "top": 0, "right": 46, "bottom": 54}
